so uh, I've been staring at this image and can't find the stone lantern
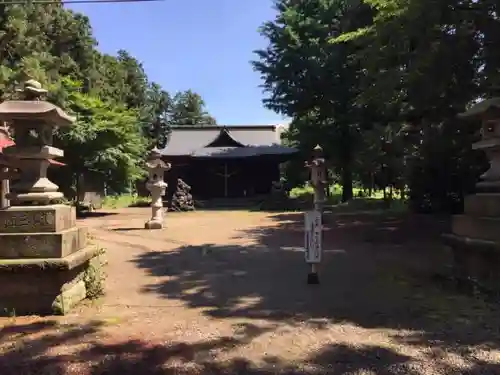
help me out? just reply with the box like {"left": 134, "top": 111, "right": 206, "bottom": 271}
{"left": 305, "top": 144, "right": 328, "bottom": 211}
{"left": 145, "top": 147, "right": 170, "bottom": 229}
{"left": 465, "top": 98, "right": 500, "bottom": 190}
{"left": 443, "top": 98, "right": 500, "bottom": 289}
{"left": 0, "top": 80, "right": 104, "bottom": 315}
{"left": 0, "top": 79, "right": 74, "bottom": 205}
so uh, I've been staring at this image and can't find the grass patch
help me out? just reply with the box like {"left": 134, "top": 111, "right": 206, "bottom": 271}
{"left": 101, "top": 194, "right": 150, "bottom": 209}
{"left": 289, "top": 183, "right": 403, "bottom": 202}
{"left": 287, "top": 183, "right": 408, "bottom": 214}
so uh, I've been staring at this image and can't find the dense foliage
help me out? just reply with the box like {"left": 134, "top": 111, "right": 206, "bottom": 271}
{"left": 254, "top": 0, "right": 498, "bottom": 212}
{"left": 0, "top": 2, "right": 217, "bottom": 196}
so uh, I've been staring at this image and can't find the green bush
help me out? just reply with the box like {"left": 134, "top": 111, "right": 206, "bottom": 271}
{"left": 102, "top": 194, "right": 150, "bottom": 209}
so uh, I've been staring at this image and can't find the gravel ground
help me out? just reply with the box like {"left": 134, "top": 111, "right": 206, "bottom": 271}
{"left": 0, "top": 208, "right": 499, "bottom": 374}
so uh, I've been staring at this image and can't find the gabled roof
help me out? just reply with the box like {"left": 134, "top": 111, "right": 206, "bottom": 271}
{"left": 159, "top": 125, "right": 297, "bottom": 158}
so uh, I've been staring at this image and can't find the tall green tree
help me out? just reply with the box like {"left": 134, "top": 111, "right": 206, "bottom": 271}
{"left": 116, "top": 49, "right": 149, "bottom": 109}
{"left": 142, "top": 82, "right": 173, "bottom": 148}
{"left": 54, "top": 77, "right": 147, "bottom": 194}
{"left": 253, "top": 0, "right": 372, "bottom": 201}
{"left": 0, "top": 2, "right": 219, "bottom": 199}
{"left": 171, "top": 90, "right": 217, "bottom": 125}
{"left": 333, "top": 0, "right": 497, "bottom": 212}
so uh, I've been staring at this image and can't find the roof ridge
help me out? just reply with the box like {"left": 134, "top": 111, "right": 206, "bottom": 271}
{"left": 169, "top": 125, "right": 277, "bottom": 130}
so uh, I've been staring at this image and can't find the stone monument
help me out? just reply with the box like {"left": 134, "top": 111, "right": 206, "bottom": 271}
{"left": 0, "top": 80, "right": 104, "bottom": 315}
{"left": 443, "top": 98, "right": 500, "bottom": 293}
{"left": 145, "top": 147, "right": 170, "bottom": 229}
{"left": 306, "top": 144, "right": 328, "bottom": 211}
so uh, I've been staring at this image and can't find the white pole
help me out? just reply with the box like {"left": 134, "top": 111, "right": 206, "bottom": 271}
{"left": 305, "top": 145, "right": 325, "bottom": 285}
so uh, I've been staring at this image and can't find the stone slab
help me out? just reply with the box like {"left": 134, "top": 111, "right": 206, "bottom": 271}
{"left": 475, "top": 180, "right": 500, "bottom": 193}
{"left": 52, "top": 280, "right": 87, "bottom": 315}
{"left": 442, "top": 233, "right": 500, "bottom": 252}
{"left": 0, "top": 226, "right": 88, "bottom": 259}
{"left": 0, "top": 204, "right": 75, "bottom": 233}
{"left": 464, "top": 193, "right": 500, "bottom": 216}
{"left": 0, "top": 249, "right": 105, "bottom": 315}
{"left": 443, "top": 233, "right": 500, "bottom": 285}
{"left": 0, "top": 245, "right": 101, "bottom": 271}
{"left": 452, "top": 214, "right": 500, "bottom": 242}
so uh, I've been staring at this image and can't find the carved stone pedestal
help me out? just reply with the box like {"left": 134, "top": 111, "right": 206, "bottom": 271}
{"left": 0, "top": 205, "right": 104, "bottom": 314}
{"left": 444, "top": 194, "right": 500, "bottom": 290}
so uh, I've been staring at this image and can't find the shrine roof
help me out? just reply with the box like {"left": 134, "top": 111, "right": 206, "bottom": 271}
{"left": 159, "top": 125, "right": 297, "bottom": 158}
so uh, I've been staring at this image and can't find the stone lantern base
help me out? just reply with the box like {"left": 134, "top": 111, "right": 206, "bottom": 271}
{"left": 145, "top": 219, "right": 163, "bottom": 230}
{"left": 0, "top": 204, "right": 106, "bottom": 315}
{"left": 144, "top": 205, "right": 164, "bottom": 230}
{"left": 443, "top": 193, "right": 500, "bottom": 293}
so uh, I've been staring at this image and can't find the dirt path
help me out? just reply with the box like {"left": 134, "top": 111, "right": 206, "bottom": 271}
{"left": 1, "top": 208, "right": 499, "bottom": 374}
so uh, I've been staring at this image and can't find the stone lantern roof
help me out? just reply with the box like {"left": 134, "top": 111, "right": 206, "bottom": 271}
{"left": 0, "top": 79, "right": 75, "bottom": 126}
{"left": 145, "top": 159, "right": 170, "bottom": 170}
{"left": 0, "top": 100, "right": 75, "bottom": 126}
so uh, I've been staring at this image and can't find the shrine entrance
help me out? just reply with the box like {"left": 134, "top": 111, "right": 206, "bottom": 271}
{"left": 170, "top": 157, "right": 281, "bottom": 200}
{"left": 209, "top": 161, "right": 241, "bottom": 198}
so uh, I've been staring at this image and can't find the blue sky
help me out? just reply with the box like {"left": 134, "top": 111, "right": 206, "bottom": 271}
{"left": 68, "top": 0, "right": 289, "bottom": 125}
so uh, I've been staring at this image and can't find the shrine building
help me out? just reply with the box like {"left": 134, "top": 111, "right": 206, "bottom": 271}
{"left": 159, "top": 125, "right": 297, "bottom": 200}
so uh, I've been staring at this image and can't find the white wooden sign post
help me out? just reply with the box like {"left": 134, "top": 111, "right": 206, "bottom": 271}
{"left": 304, "top": 144, "right": 327, "bottom": 285}
{"left": 304, "top": 210, "right": 322, "bottom": 277}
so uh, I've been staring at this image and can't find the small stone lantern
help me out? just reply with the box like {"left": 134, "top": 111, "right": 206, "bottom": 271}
{"left": 305, "top": 144, "right": 328, "bottom": 211}
{"left": 0, "top": 80, "right": 74, "bottom": 205}
{"left": 145, "top": 147, "right": 170, "bottom": 229}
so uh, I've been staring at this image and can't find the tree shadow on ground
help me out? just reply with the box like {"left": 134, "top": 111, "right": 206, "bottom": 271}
{"left": 0, "top": 319, "right": 104, "bottom": 374}
{"left": 0, "top": 319, "right": 497, "bottom": 374}
{"left": 131, "top": 211, "right": 500, "bottom": 356}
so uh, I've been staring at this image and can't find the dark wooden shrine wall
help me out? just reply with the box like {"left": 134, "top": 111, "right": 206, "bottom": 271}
{"left": 164, "top": 156, "right": 281, "bottom": 200}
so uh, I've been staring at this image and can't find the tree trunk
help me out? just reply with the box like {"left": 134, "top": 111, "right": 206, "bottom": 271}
{"left": 368, "top": 172, "right": 374, "bottom": 197}
{"left": 341, "top": 163, "right": 353, "bottom": 202}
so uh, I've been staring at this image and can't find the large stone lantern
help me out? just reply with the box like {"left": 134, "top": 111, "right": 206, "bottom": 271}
{"left": 443, "top": 98, "right": 500, "bottom": 291}
{"left": 145, "top": 147, "right": 170, "bottom": 229}
{"left": 0, "top": 79, "right": 74, "bottom": 205}
{"left": 0, "top": 80, "right": 104, "bottom": 315}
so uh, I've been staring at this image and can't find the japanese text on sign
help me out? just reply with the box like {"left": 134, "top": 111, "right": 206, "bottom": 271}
{"left": 304, "top": 210, "right": 322, "bottom": 263}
